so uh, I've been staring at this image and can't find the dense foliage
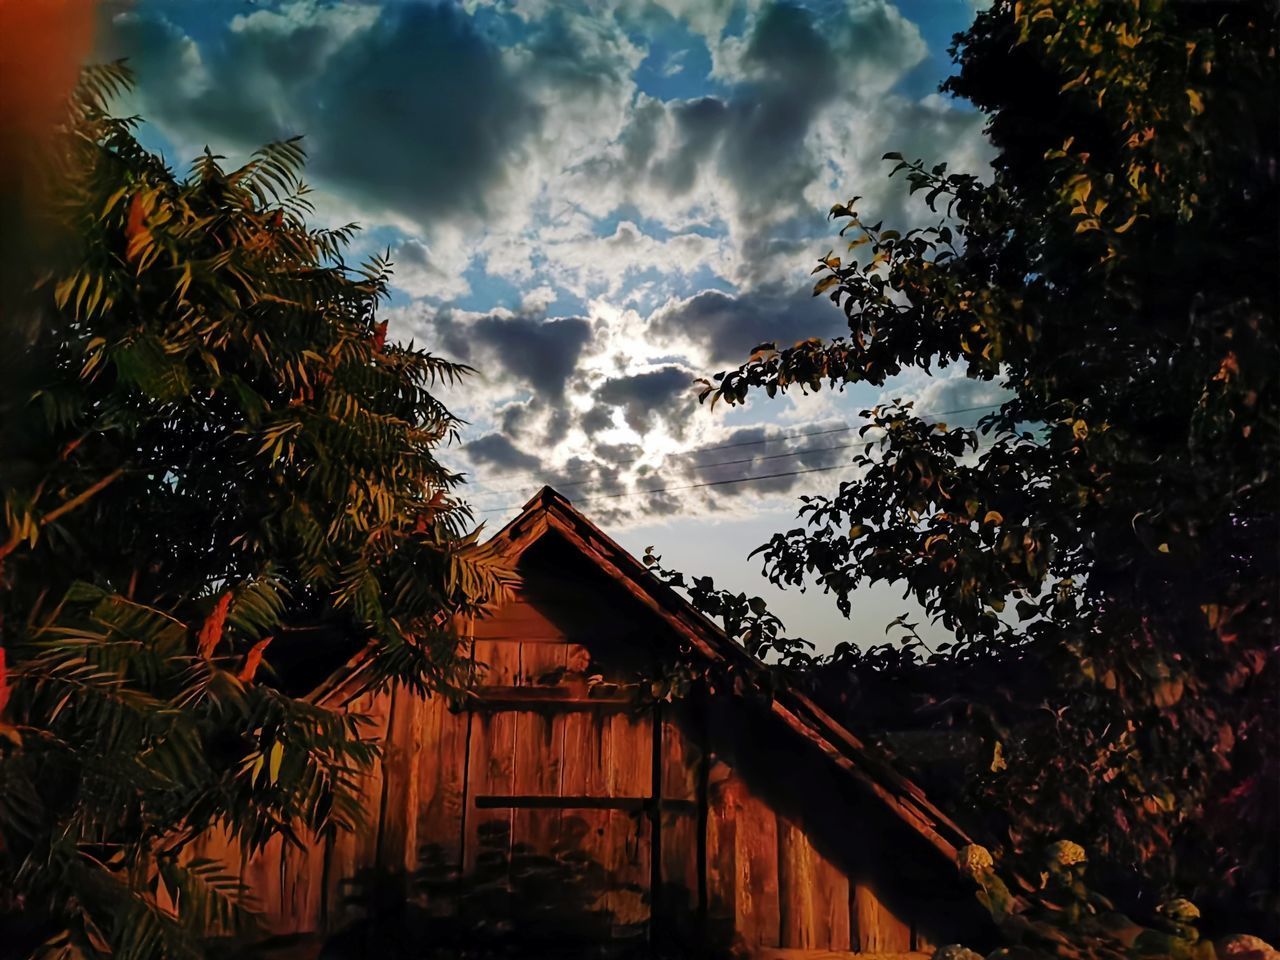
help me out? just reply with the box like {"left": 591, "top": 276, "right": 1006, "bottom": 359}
{"left": 671, "top": 0, "right": 1277, "bottom": 934}
{"left": 0, "top": 66, "right": 509, "bottom": 959}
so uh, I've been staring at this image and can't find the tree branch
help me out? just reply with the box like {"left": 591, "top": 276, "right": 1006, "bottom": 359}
{"left": 0, "top": 468, "right": 125, "bottom": 562}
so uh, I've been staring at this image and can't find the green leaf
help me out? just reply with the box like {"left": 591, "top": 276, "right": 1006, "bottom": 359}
{"left": 268, "top": 741, "right": 284, "bottom": 785}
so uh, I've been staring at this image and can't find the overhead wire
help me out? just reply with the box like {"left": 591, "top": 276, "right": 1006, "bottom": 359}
{"left": 471, "top": 433, "right": 1006, "bottom": 517}
{"left": 474, "top": 462, "right": 860, "bottom": 514}
{"left": 462, "top": 401, "right": 1003, "bottom": 500}
{"left": 466, "top": 440, "right": 866, "bottom": 500}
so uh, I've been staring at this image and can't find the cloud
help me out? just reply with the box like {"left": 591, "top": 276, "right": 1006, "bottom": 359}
{"left": 101, "top": 0, "right": 993, "bottom": 528}
{"left": 102, "top": 0, "right": 983, "bottom": 311}
{"left": 649, "top": 96, "right": 728, "bottom": 197}
{"left": 595, "top": 365, "right": 700, "bottom": 434}
{"left": 661, "top": 48, "right": 690, "bottom": 77}
{"left": 715, "top": 2, "right": 844, "bottom": 226}
{"left": 539, "top": 220, "right": 725, "bottom": 298}
{"left": 390, "top": 235, "right": 472, "bottom": 301}
{"left": 649, "top": 284, "right": 846, "bottom": 366}
{"left": 883, "top": 365, "right": 1012, "bottom": 418}
{"left": 427, "top": 309, "right": 595, "bottom": 399}
{"left": 102, "top": 2, "right": 538, "bottom": 226}
{"left": 462, "top": 432, "right": 545, "bottom": 474}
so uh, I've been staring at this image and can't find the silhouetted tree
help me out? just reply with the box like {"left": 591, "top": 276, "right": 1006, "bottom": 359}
{"left": 666, "top": 0, "right": 1277, "bottom": 930}
{"left": 0, "top": 65, "right": 510, "bottom": 959}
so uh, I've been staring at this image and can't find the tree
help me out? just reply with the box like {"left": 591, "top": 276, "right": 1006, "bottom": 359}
{"left": 671, "top": 0, "right": 1277, "bottom": 932}
{"left": 0, "top": 65, "right": 509, "bottom": 959}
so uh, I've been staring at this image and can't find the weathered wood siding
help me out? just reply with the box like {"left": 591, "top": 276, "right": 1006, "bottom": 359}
{"left": 185, "top": 536, "right": 976, "bottom": 956}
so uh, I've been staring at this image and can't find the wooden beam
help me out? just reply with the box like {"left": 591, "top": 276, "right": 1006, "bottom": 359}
{"left": 474, "top": 794, "right": 696, "bottom": 813}
{"left": 752, "top": 951, "right": 929, "bottom": 960}
{"left": 466, "top": 690, "right": 640, "bottom": 711}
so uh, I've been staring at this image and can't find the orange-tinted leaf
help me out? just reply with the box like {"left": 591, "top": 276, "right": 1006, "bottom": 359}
{"left": 196, "top": 593, "right": 233, "bottom": 660}
{"left": 238, "top": 636, "right": 273, "bottom": 682}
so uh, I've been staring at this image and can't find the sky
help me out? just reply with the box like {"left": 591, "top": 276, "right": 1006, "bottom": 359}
{"left": 94, "top": 0, "right": 1002, "bottom": 652}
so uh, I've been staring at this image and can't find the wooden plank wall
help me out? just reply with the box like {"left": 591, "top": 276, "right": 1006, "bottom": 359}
{"left": 704, "top": 697, "right": 927, "bottom": 956}
{"left": 178, "top": 561, "right": 953, "bottom": 956}
{"left": 179, "top": 684, "right": 397, "bottom": 937}
{"left": 703, "top": 767, "right": 917, "bottom": 954}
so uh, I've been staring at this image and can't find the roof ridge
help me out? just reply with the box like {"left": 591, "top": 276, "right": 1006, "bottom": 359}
{"left": 504, "top": 487, "right": 974, "bottom": 863}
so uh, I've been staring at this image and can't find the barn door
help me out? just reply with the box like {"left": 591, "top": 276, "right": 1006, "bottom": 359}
{"left": 460, "top": 634, "right": 659, "bottom": 944}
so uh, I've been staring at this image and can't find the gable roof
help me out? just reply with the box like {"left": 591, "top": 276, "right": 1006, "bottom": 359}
{"left": 312, "top": 485, "right": 973, "bottom": 867}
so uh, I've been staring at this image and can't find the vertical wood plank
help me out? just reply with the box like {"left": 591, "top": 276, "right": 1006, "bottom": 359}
{"left": 778, "top": 818, "right": 817, "bottom": 950}
{"left": 659, "top": 703, "right": 701, "bottom": 934}
{"left": 324, "top": 791, "right": 357, "bottom": 928}
{"left": 277, "top": 834, "right": 325, "bottom": 934}
{"left": 817, "top": 851, "right": 852, "bottom": 950}
{"left": 511, "top": 709, "right": 563, "bottom": 858}
{"left": 377, "top": 682, "right": 426, "bottom": 880}
{"left": 415, "top": 625, "right": 473, "bottom": 917}
{"left": 353, "top": 685, "right": 393, "bottom": 876}
{"left": 516, "top": 635, "right": 568, "bottom": 686}
{"left": 511, "top": 643, "right": 567, "bottom": 861}
{"left": 463, "top": 642, "right": 517, "bottom": 885}
{"left": 183, "top": 822, "right": 245, "bottom": 935}
{"left": 557, "top": 707, "right": 612, "bottom": 916}
{"left": 734, "top": 783, "right": 780, "bottom": 949}
{"left": 410, "top": 685, "right": 445, "bottom": 907}
{"left": 705, "top": 765, "right": 737, "bottom": 936}
{"left": 659, "top": 701, "right": 699, "bottom": 806}
{"left": 241, "top": 832, "right": 286, "bottom": 934}
{"left": 604, "top": 709, "right": 653, "bottom": 935}
{"left": 323, "top": 687, "right": 391, "bottom": 928}
{"left": 853, "top": 882, "right": 912, "bottom": 952}
{"left": 775, "top": 820, "right": 850, "bottom": 950}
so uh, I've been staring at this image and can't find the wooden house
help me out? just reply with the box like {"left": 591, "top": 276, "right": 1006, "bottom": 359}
{"left": 189, "top": 487, "right": 987, "bottom": 958}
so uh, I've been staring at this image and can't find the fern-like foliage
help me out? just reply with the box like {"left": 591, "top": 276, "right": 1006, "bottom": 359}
{"left": 0, "top": 65, "right": 515, "bottom": 959}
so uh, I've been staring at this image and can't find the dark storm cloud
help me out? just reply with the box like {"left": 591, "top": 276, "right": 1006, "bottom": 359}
{"left": 650, "top": 284, "right": 846, "bottom": 366}
{"left": 649, "top": 96, "right": 729, "bottom": 196}
{"left": 579, "top": 404, "right": 616, "bottom": 437}
{"left": 463, "top": 433, "right": 544, "bottom": 475}
{"left": 595, "top": 365, "right": 699, "bottom": 434}
{"left": 491, "top": 395, "right": 576, "bottom": 449}
{"left": 592, "top": 440, "right": 644, "bottom": 463}
{"left": 716, "top": 2, "right": 839, "bottom": 220}
{"left": 549, "top": 456, "right": 627, "bottom": 499}
{"left": 521, "top": 6, "right": 637, "bottom": 100}
{"left": 428, "top": 310, "right": 594, "bottom": 399}
{"left": 100, "top": 3, "right": 539, "bottom": 225}
{"left": 470, "top": 316, "right": 594, "bottom": 398}
{"left": 394, "top": 239, "right": 432, "bottom": 270}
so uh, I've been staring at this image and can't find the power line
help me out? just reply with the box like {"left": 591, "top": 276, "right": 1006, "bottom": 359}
{"left": 461, "top": 425, "right": 856, "bottom": 499}
{"left": 469, "top": 439, "right": 864, "bottom": 498}
{"left": 463, "top": 401, "right": 1003, "bottom": 499}
{"left": 474, "top": 462, "right": 859, "bottom": 514}
{"left": 472, "top": 435, "right": 1004, "bottom": 516}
